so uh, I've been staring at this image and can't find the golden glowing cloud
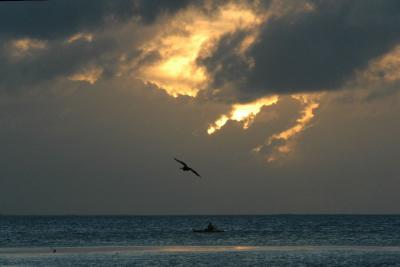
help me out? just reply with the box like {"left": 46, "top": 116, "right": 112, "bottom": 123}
{"left": 69, "top": 66, "right": 103, "bottom": 84}
{"left": 124, "top": 0, "right": 320, "bottom": 164}
{"left": 207, "top": 95, "right": 279, "bottom": 134}
{"left": 8, "top": 38, "right": 47, "bottom": 58}
{"left": 66, "top": 32, "right": 94, "bottom": 43}
{"left": 258, "top": 94, "right": 321, "bottom": 163}
{"left": 357, "top": 45, "right": 400, "bottom": 83}
{"left": 12, "top": 38, "right": 47, "bottom": 52}
{"left": 136, "top": 2, "right": 264, "bottom": 97}
{"left": 130, "top": 0, "right": 317, "bottom": 98}
{"left": 270, "top": 95, "right": 320, "bottom": 142}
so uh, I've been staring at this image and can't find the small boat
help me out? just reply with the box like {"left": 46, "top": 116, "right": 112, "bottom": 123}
{"left": 192, "top": 228, "right": 225, "bottom": 233}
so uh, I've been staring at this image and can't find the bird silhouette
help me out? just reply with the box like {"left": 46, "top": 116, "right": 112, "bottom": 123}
{"left": 174, "top": 158, "right": 201, "bottom": 178}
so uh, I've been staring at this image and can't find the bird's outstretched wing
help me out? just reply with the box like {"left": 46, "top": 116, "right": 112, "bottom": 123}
{"left": 189, "top": 168, "right": 201, "bottom": 178}
{"left": 174, "top": 158, "right": 188, "bottom": 167}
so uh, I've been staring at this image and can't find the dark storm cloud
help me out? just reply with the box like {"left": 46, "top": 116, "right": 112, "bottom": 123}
{"left": 0, "top": 1, "right": 136, "bottom": 39}
{"left": 0, "top": 0, "right": 196, "bottom": 40}
{"left": 201, "top": 0, "right": 400, "bottom": 101}
{"left": 134, "top": 0, "right": 196, "bottom": 23}
{"left": 0, "top": 37, "right": 116, "bottom": 91}
{"left": 198, "top": 31, "right": 257, "bottom": 103}
{"left": 0, "top": 0, "right": 199, "bottom": 92}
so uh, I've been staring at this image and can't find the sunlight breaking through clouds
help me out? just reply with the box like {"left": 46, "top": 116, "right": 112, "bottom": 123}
{"left": 207, "top": 95, "right": 279, "bottom": 134}
{"left": 128, "top": 0, "right": 322, "bottom": 163}
{"left": 253, "top": 94, "right": 321, "bottom": 163}
{"left": 136, "top": 2, "right": 264, "bottom": 97}
{"left": 270, "top": 95, "right": 320, "bottom": 142}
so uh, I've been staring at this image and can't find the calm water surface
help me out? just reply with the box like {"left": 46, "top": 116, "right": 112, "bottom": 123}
{"left": 1, "top": 215, "right": 400, "bottom": 266}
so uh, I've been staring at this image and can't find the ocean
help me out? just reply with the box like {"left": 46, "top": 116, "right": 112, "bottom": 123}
{"left": 1, "top": 215, "right": 400, "bottom": 266}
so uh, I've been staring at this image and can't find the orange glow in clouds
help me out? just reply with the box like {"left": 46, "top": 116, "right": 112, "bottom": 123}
{"left": 66, "top": 32, "right": 94, "bottom": 43}
{"left": 12, "top": 38, "right": 47, "bottom": 52}
{"left": 69, "top": 66, "right": 103, "bottom": 84}
{"left": 137, "top": 3, "right": 263, "bottom": 97}
{"left": 133, "top": 1, "right": 320, "bottom": 162}
{"left": 269, "top": 95, "right": 320, "bottom": 142}
{"left": 207, "top": 95, "right": 279, "bottom": 134}
{"left": 8, "top": 38, "right": 47, "bottom": 59}
{"left": 358, "top": 45, "right": 400, "bottom": 83}
{"left": 258, "top": 94, "right": 321, "bottom": 163}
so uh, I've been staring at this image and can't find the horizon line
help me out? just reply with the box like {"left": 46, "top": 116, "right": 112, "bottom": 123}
{"left": 2, "top": 213, "right": 400, "bottom": 216}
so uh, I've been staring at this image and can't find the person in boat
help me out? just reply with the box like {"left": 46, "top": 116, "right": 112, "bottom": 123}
{"left": 207, "top": 222, "right": 215, "bottom": 231}
{"left": 193, "top": 222, "right": 223, "bottom": 232}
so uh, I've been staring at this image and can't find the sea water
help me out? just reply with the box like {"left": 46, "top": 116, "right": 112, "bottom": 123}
{"left": 1, "top": 215, "right": 400, "bottom": 266}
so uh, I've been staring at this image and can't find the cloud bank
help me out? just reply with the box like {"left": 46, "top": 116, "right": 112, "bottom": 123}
{"left": 201, "top": 0, "right": 400, "bottom": 101}
{"left": 1, "top": 1, "right": 400, "bottom": 213}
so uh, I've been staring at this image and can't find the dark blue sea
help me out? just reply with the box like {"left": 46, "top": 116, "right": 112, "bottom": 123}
{"left": 1, "top": 215, "right": 400, "bottom": 266}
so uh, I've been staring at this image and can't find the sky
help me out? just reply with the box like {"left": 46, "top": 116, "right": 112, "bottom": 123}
{"left": 0, "top": 0, "right": 399, "bottom": 215}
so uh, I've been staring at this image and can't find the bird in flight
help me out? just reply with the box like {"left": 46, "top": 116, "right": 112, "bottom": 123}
{"left": 174, "top": 158, "right": 201, "bottom": 178}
